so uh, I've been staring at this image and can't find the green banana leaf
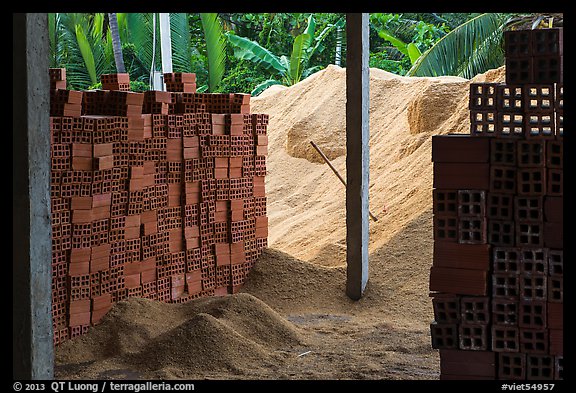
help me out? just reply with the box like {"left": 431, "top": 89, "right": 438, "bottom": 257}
{"left": 251, "top": 79, "right": 283, "bottom": 96}
{"left": 378, "top": 29, "right": 409, "bottom": 56}
{"left": 289, "top": 34, "right": 309, "bottom": 84}
{"left": 406, "top": 43, "right": 422, "bottom": 65}
{"left": 308, "top": 17, "right": 344, "bottom": 60}
{"left": 303, "top": 14, "right": 316, "bottom": 50}
{"left": 227, "top": 33, "right": 286, "bottom": 75}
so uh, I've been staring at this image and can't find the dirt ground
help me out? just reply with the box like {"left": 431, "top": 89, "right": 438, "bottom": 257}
{"left": 54, "top": 65, "right": 506, "bottom": 380}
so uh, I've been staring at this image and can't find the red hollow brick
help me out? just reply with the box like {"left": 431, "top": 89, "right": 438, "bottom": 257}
{"left": 498, "top": 353, "right": 526, "bottom": 380}
{"left": 549, "top": 329, "right": 563, "bottom": 356}
{"left": 544, "top": 197, "right": 563, "bottom": 223}
{"left": 69, "top": 299, "right": 90, "bottom": 314}
{"left": 125, "top": 273, "right": 141, "bottom": 289}
{"left": 433, "top": 242, "right": 490, "bottom": 270}
{"left": 433, "top": 215, "right": 457, "bottom": 242}
{"left": 71, "top": 143, "right": 93, "bottom": 158}
{"left": 432, "top": 135, "right": 490, "bottom": 163}
{"left": 439, "top": 353, "right": 496, "bottom": 378}
{"left": 94, "top": 155, "right": 114, "bottom": 171}
{"left": 526, "top": 354, "right": 555, "bottom": 380}
{"left": 93, "top": 143, "right": 114, "bottom": 158}
{"left": 68, "top": 261, "right": 90, "bottom": 276}
{"left": 430, "top": 322, "right": 458, "bottom": 349}
{"left": 520, "top": 328, "right": 549, "bottom": 354}
{"left": 490, "top": 139, "right": 517, "bottom": 166}
{"left": 432, "top": 294, "right": 460, "bottom": 324}
{"left": 70, "top": 247, "right": 91, "bottom": 264}
{"left": 433, "top": 163, "right": 490, "bottom": 189}
{"left": 90, "top": 256, "right": 109, "bottom": 273}
{"left": 492, "top": 297, "right": 519, "bottom": 326}
{"left": 140, "top": 269, "right": 156, "bottom": 284}
{"left": 440, "top": 348, "right": 495, "bottom": 367}
{"left": 458, "top": 324, "right": 489, "bottom": 350}
{"left": 69, "top": 311, "right": 91, "bottom": 327}
{"left": 429, "top": 267, "right": 488, "bottom": 296}
{"left": 460, "top": 297, "right": 490, "bottom": 324}
{"left": 492, "top": 325, "right": 520, "bottom": 352}
{"left": 92, "top": 193, "right": 112, "bottom": 208}
{"left": 72, "top": 157, "right": 93, "bottom": 171}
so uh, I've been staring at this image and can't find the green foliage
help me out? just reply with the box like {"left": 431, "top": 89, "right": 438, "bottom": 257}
{"left": 51, "top": 12, "right": 517, "bottom": 98}
{"left": 408, "top": 13, "right": 508, "bottom": 78}
{"left": 200, "top": 13, "right": 226, "bottom": 92}
{"left": 124, "top": 13, "right": 158, "bottom": 76}
{"left": 170, "top": 13, "right": 193, "bottom": 72}
{"left": 227, "top": 33, "right": 285, "bottom": 74}
{"left": 54, "top": 13, "right": 115, "bottom": 90}
{"left": 121, "top": 42, "right": 148, "bottom": 81}
{"left": 215, "top": 59, "right": 268, "bottom": 94}
{"left": 227, "top": 14, "right": 343, "bottom": 94}
{"left": 130, "top": 80, "right": 150, "bottom": 92}
{"left": 369, "top": 51, "right": 405, "bottom": 75}
{"left": 370, "top": 13, "right": 449, "bottom": 70}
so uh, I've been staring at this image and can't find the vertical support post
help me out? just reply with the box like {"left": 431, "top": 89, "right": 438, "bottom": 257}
{"left": 13, "top": 13, "right": 54, "bottom": 379}
{"left": 345, "top": 13, "right": 370, "bottom": 300}
{"left": 159, "top": 13, "right": 173, "bottom": 74}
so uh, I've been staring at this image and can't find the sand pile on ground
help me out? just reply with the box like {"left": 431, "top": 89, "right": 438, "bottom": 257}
{"left": 251, "top": 64, "right": 505, "bottom": 265}
{"left": 243, "top": 207, "right": 434, "bottom": 326}
{"left": 55, "top": 294, "right": 305, "bottom": 379}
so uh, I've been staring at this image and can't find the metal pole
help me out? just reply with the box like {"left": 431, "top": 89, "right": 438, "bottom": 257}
{"left": 159, "top": 13, "right": 173, "bottom": 75}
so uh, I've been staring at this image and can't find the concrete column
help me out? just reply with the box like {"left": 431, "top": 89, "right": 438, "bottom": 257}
{"left": 345, "top": 13, "right": 370, "bottom": 300}
{"left": 13, "top": 13, "right": 54, "bottom": 379}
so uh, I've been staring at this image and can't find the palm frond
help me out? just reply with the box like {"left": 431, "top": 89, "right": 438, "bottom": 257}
{"left": 407, "top": 13, "right": 506, "bottom": 78}
{"left": 170, "top": 13, "right": 192, "bottom": 72}
{"left": 126, "top": 13, "right": 157, "bottom": 73}
{"left": 302, "top": 65, "right": 322, "bottom": 78}
{"left": 116, "top": 13, "right": 129, "bottom": 44}
{"left": 200, "top": 13, "right": 226, "bottom": 92}
{"left": 74, "top": 24, "right": 98, "bottom": 85}
{"left": 48, "top": 13, "right": 66, "bottom": 67}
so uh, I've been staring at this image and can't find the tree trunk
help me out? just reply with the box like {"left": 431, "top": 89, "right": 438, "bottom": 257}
{"left": 108, "top": 13, "right": 126, "bottom": 73}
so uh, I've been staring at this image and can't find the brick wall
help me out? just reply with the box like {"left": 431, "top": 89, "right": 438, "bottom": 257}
{"left": 49, "top": 71, "right": 268, "bottom": 346}
{"left": 429, "top": 28, "right": 563, "bottom": 380}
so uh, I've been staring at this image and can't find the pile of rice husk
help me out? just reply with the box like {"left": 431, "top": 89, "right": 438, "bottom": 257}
{"left": 253, "top": 64, "right": 505, "bottom": 265}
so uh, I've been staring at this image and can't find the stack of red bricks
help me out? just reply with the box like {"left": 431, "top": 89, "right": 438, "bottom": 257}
{"left": 50, "top": 68, "right": 67, "bottom": 90}
{"left": 164, "top": 72, "right": 197, "bottom": 93}
{"left": 49, "top": 70, "right": 269, "bottom": 346}
{"left": 50, "top": 68, "right": 81, "bottom": 118}
{"left": 429, "top": 27, "right": 563, "bottom": 380}
{"left": 100, "top": 73, "right": 131, "bottom": 91}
